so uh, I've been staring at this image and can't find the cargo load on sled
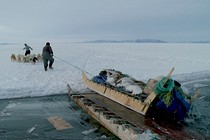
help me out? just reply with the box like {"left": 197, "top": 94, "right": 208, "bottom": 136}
{"left": 82, "top": 68, "right": 196, "bottom": 122}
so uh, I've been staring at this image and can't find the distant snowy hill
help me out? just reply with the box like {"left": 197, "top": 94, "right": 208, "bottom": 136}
{"left": 0, "top": 43, "right": 9, "bottom": 45}
{"left": 0, "top": 43, "right": 15, "bottom": 46}
{"left": 84, "top": 39, "right": 167, "bottom": 43}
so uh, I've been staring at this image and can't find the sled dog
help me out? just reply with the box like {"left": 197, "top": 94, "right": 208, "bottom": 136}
{"left": 11, "top": 54, "right": 16, "bottom": 61}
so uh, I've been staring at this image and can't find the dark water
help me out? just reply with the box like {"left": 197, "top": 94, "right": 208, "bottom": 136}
{"left": 173, "top": 71, "right": 210, "bottom": 139}
{"left": 0, "top": 95, "right": 116, "bottom": 140}
{"left": 0, "top": 71, "right": 209, "bottom": 140}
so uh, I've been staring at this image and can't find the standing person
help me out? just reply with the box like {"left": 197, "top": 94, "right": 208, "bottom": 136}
{"left": 42, "top": 42, "right": 54, "bottom": 71}
{"left": 23, "top": 43, "right": 33, "bottom": 56}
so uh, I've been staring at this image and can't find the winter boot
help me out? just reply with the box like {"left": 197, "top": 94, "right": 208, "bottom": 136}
{"left": 44, "top": 66, "right": 47, "bottom": 71}
{"left": 49, "top": 62, "right": 53, "bottom": 69}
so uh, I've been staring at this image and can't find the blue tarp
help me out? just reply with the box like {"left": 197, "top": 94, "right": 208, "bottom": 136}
{"left": 92, "top": 76, "right": 107, "bottom": 84}
{"left": 156, "top": 88, "right": 190, "bottom": 121}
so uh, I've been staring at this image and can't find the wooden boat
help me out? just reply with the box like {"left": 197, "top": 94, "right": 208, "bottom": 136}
{"left": 82, "top": 68, "right": 193, "bottom": 122}
{"left": 82, "top": 71, "right": 156, "bottom": 115}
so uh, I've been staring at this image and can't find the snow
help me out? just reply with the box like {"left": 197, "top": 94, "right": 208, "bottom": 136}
{"left": 0, "top": 42, "right": 210, "bottom": 99}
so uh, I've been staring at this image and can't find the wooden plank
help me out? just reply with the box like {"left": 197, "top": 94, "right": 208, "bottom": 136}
{"left": 47, "top": 116, "right": 72, "bottom": 130}
{"left": 67, "top": 85, "right": 204, "bottom": 140}
{"left": 163, "top": 67, "right": 174, "bottom": 86}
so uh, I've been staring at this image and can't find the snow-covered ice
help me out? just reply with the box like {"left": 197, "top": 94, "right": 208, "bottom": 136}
{"left": 0, "top": 42, "right": 209, "bottom": 99}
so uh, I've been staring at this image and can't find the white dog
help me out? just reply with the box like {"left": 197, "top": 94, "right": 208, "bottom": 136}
{"left": 36, "top": 53, "right": 42, "bottom": 61}
{"left": 25, "top": 54, "right": 33, "bottom": 62}
{"left": 20, "top": 55, "right": 26, "bottom": 63}
{"left": 10, "top": 54, "right": 16, "bottom": 61}
{"left": 116, "top": 77, "right": 143, "bottom": 95}
{"left": 101, "top": 69, "right": 144, "bottom": 95}
{"left": 105, "top": 70, "right": 122, "bottom": 86}
{"left": 16, "top": 54, "right": 22, "bottom": 62}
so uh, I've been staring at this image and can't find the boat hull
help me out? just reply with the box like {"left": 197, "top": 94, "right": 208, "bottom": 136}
{"left": 82, "top": 72, "right": 156, "bottom": 115}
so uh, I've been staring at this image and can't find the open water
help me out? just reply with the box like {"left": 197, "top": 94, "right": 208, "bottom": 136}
{"left": 173, "top": 71, "right": 210, "bottom": 139}
{"left": 0, "top": 70, "right": 209, "bottom": 140}
{"left": 0, "top": 95, "right": 117, "bottom": 140}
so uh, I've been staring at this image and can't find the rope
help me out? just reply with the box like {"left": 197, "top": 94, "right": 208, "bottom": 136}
{"left": 155, "top": 77, "right": 175, "bottom": 107}
{"left": 155, "top": 77, "right": 174, "bottom": 94}
{"left": 53, "top": 55, "right": 94, "bottom": 76}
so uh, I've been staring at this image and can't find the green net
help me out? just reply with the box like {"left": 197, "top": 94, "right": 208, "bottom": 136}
{"left": 155, "top": 77, "right": 175, "bottom": 107}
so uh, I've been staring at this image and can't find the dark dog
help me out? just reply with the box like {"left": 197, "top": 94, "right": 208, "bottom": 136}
{"left": 30, "top": 57, "right": 38, "bottom": 64}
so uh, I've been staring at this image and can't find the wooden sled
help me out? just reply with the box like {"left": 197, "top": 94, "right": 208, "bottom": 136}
{"left": 82, "top": 71, "right": 157, "bottom": 115}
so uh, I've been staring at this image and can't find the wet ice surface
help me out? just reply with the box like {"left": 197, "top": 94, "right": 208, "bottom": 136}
{"left": 0, "top": 95, "right": 113, "bottom": 140}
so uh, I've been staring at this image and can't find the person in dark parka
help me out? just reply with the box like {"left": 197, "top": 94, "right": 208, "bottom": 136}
{"left": 42, "top": 42, "right": 54, "bottom": 71}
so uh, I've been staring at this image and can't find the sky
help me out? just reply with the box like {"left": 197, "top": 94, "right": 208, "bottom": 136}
{"left": 0, "top": 0, "right": 210, "bottom": 43}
